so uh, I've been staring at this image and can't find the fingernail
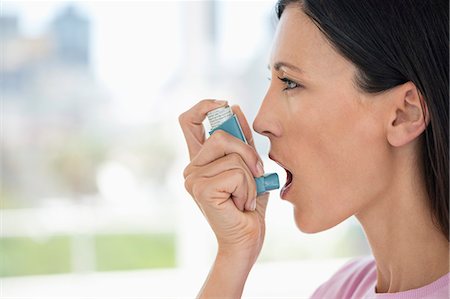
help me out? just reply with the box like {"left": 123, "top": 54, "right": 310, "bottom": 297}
{"left": 251, "top": 199, "right": 257, "bottom": 211}
{"left": 214, "top": 100, "right": 227, "bottom": 105}
{"left": 256, "top": 160, "right": 264, "bottom": 177}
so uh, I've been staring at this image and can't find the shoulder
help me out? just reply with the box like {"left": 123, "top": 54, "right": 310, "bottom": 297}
{"left": 310, "top": 256, "right": 377, "bottom": 299}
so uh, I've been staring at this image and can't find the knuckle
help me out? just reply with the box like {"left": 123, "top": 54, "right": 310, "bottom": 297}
{"left": 178, "top": 111, "right": 189, "bottom": 128}
{"left": 178, "top": 112, "right": 186, "bottom": 125}
{"left": 227, "top": 152, "right": 242, "bottom": 165}
{"left": 233, "top": 167, "right": 247, "bottom": 181}
{"left": 192, "top": 179, "right": 207, "bottom": 200}
{"left": 185, "top": 175, "right": 207, "bottom": 201}
{"left": 183, "top": 164, "right": 192, "bottom": 179}
{"left": 184, "top": 174, "right": 194, "bottom": 194}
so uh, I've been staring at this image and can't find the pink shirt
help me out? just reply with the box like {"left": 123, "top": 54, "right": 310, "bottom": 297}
{"left": 311, "top": 257, "right": 449, "bottom": 299}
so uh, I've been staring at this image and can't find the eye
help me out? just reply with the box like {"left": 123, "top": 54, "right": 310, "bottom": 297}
{"left": 277, "top": 76, "right": 302, "bottom": 91}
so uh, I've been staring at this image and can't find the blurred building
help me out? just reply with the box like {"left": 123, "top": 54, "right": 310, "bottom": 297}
{"left": 51, "top": 5, "right": 90, "bottom": 65}
{"left": 0, "top": 14, "right": 19, "bottom": 40}
{"left": 1, "top": 4, "right": 107, "bottom": 207}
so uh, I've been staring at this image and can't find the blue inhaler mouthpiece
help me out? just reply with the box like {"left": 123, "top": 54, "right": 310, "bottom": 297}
{"left": 255, "top": 173, "right": 280, "bottom": 194}
{"left": 207, "top": 105, "right": 280, "bottom": 195}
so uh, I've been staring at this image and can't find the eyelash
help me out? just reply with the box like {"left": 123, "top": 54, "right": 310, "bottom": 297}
{"left": 267, "top": 76, "right": 303, "bottom": 91}
{"left": 278, "top": 76, "right": 302, "bottom": 91}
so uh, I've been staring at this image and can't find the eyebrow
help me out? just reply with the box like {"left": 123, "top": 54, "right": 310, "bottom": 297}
{"left": 267, "top": 61, "right": 304, "bottom": 73}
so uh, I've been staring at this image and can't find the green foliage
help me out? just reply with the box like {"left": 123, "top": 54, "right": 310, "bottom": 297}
{"left": 95, "top": 233, "right": 175, "bottom": 271}
{"left": 0, "top": 233, "right": 175, "bottom": 277}
{"left": 0, "top": 236, "right": 71, "bottom": 277}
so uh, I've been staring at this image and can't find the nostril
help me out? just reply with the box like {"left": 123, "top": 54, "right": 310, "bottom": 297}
{"left": 253, "top": 117, "right": 282, "bottom": 138}
{"left": 256, "top": 130, "right": 272, "bottom": 138}
{"left": 253, "top": 111, "right": 281, "bottom": 137}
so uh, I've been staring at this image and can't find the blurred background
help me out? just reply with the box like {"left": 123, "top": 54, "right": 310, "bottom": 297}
{"left": 0, "top": 0, "right": 370, "bottom": 297}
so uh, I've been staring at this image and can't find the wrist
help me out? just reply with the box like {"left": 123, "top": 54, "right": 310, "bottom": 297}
{"left": 198, "top": 249, "right": 256, "bottom": 299}
{"left": 217, "top": 246, "right": 259, "bottom": 270}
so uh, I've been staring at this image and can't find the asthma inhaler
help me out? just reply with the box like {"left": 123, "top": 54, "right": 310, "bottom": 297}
{"left": 207, "top": 105, "right": 279, "bottom": 195}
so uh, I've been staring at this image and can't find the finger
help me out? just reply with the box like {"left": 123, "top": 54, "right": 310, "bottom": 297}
{"left": 255, "top": 192, "right": 270, "bottom": 218}
{"left": 231, "top": 105, "right": 256, "bottom": 149}
{"left": 185, "top": 153, "right": 257, "bottom": 211}
{"left": 179, "top": 99, "right": 228, "bottom": 160}
{"left": 185, "top": 152, "right": 252, "bottom": 180}
{"left": 195, "top": 169, "right": 251, "bottom": 212}
{"left": 191, "top": 130, "right": 264, "bottom": 178}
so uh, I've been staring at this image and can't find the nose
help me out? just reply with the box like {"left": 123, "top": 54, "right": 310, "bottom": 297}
{"left": 253, "top": 89, "right": 282, "bottom": 138}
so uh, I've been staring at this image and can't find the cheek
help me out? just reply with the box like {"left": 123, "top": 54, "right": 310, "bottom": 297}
{"left": 288, "top": 97, "right": 391, "bottom": 232}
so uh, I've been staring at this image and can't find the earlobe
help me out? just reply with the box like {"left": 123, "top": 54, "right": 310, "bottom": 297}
{"left": 387, "top": 82, "right": 429, "bottom": 147}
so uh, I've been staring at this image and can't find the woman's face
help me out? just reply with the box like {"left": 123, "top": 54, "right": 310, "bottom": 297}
{"left": 253, "top": 5, "right": 393, "bottom": 232}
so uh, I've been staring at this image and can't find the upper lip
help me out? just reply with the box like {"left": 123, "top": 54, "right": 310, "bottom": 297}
{"left": 269, "top": 153, "right": 291, "bottom": 172}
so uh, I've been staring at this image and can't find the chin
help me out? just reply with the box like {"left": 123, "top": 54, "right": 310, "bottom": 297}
{"left": 293, "top": 206, "right": 342, "bottom": 234}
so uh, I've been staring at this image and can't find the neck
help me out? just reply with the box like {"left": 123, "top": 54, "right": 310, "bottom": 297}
{"left": 356, "top": 157, "right": 449, "bottom": 293}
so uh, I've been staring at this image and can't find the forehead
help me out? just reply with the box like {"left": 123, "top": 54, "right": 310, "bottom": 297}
{"left": 270, "top": 5, "right": 352, "bottom": 80}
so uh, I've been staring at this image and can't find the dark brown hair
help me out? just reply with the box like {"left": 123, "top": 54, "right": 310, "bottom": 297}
{"left": 276, "top": 0, "right": 449, "bottom": 240}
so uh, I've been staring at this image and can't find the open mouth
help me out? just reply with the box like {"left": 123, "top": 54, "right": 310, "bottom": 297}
{"left": 285, "top": 169, "right": 293, "bottom": 188}
{"left": 269, "top": 154, "right": 294, "bottom": 198}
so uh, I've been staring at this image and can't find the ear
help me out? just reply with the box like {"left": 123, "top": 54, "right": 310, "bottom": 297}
{"left": 387, "top": 82, "right": 430, "bottom": 147}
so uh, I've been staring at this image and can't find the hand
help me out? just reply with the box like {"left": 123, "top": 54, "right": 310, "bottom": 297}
{"left": 179, "top": 99, "right": 269, "bottom": 261}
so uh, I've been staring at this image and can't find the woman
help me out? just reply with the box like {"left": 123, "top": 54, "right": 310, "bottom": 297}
{"left": 179, "top": 0, "right": 449, "bottom": 298}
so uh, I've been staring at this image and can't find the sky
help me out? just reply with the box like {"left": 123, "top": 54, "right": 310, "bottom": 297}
{"left": 2, "top": 0, "right": 275, "bottom": 124}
